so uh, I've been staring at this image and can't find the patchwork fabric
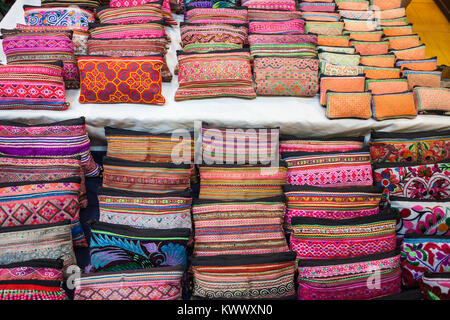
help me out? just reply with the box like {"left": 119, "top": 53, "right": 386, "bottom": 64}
{"left": 86, "top": 221, "right": 190, "bottom": 272}
{"left": 98, "top": 188, "right": 192, "bottom": 229}
{"left": 359, "top": 54, "right": 396, "bottom": 68}
{"left": 395, "top": 58, "right": 438, "bottom": 71}
{"left": 97, "top": 4, "right": 164, "bottom": 24}
{"left": 0, "top": 63, "right": 67, "bottom": 110}
{"left": 109, "top": 0, "right": 177, "bottom": 26}
{"left": 0, "top": 220, "right": 76, "bottom": 270}
{"left": 102, "top": 157, "right": 191, "bottom": 193}
{"left": 319, "top": 75, "right": 366, "bottom": 106}
{"left": 326, "top": 91, "right": 372, "bottom": 119}
{"left": 0, "top": 178, "right": 86, "bottom": 247}
{"left": 297, "top": 250, "right": 402, "bottom": 300}
{"left": 414, "top": 87, "right": 450, "bottom": 114}
{"left": 190, "top": 252, "right": 297, "bottom": 300}
{"left": 365, "top": 79, "right": 408, "bottom": 95}
{"left": 23, "top": 6, "right": 94, "bottom": 29}
{"left": 198, "top": 163, "right": 287, "bottom": 200}
{"left": 249, "top": 34, "right": 317, "bottom": 58}
{"left": 282, "top": 148, "right": 373, "bottom": 187}
{"left": 371, "top": 91, "right": 417, "bottom": 121}
{"left": 373, "top": 162, "right": 450, "bottom": 200}
{"left": 403, "top": 70, "right": 442, "bottom": 90}
{"left": 185, "top": 8, "right": 248, "bottom": 24}
{"left": 370, "top": 130, "right": 450, "bottom": 164}
{"left": 192, "top": 197, "right": 288, "bottom": 256}
{"left": 290, "top": 211, "right": 397, "bottom": 259}
{"left": 78, "top": 56, "right": 165, "bottom": 105}
{"left": 279, "top": 136, "right": 364, "bottom": 153}
{"left": 89, "top": 22, "right": 166, "bottom": 39}
{"left": 74, "top": 266, "right": 184, "bottom": 300}
{"left": 305, "top": 21, "right": 344, "bottom": 36}
{"left": 283, "top": 185, "right": 382, "bottom": 232}
{"left": 175, "top": 50, "right": 256, "bottom": 101}
{"left": 420, "top": 272, "right": 450, "bottom": 300}
{"left": 241, "top": 0, "right": 297, "bottom": 11}
{"left": 401, "top": 235, "right": 450, "bottom": 288}
{"left": 0, "top": 118, "right": 100, "bottom": 177}
{"left": 253, "top": 57, "right": 319, "bottom": 97}
{"left": 249, "top": 19, "right": 305, "bottom": 34}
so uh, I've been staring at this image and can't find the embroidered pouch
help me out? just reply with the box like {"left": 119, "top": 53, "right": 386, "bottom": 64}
{"left": 279, "top": 135, "right": 365, "bottom": 153}
{"left": 359, "top": 54, "right": 396, "bottom": 67}
{"left": 0, "top": 259, "right": 64, "bottom": 281}
{"left": 198, "top": 162, "right": 287, "bottom": 200}
{"left": 373, "top": 161, "right": 450, "bottom": 200}
{"left": 0, "top": 220, "right": 76, "bottom": 270}
{"left": 351, "top": 40, "right": 390, "bottom": 55}
{"left": 0, "top": 63, "right": 67, "bottom": 110}
{"left": 283, "top": 185, "right": 382, "bottom": 232}
{"left": 318, "top": 46, "right": 356, "bottom": 54}
{"left": 248, "top": 9, "right": 302, "bottom": 20}
{"left": 40, "top": 0, "right": 100, "bottom": 8}
{"left": 420, "top": 272, "right": 450, "bottom": 300}
{"left": 372, "top": 91, "right": 417, "bottom": 120}
{"left": 170, "top": 0, "right": 184, "bottom": 13}
{"left": 401, "top": 235, "right": 450, "bottom": 288}
{"left": 371, "top": 0, "right": 401, "bottom": 10}
{"left": 404, "top": 69, "right": 442, "bottom": 89}
{"left": 378, "top": 7, "right": 406, "bottom": 19}
{"left": 299, "top": 2, "right": 336, "bottom": 11}
{"left": 326, "top": 91, "right": 372, "bottom": 119}
{"left": 370, "top": 130, "right": 450, "bottom": 164}
{"left": 414, "top": 87, "right": 450, "bottom": 114}
{"left": 109, "top": 0, "right": 176, "bottom": 26}
{"left": 345, "top": 30, "right": 383, "bottom": 41}
{"left": 78, "top": 56, "right": 165, "bottom": 105}
{"left": 249, "top": 19, "right": 305, "bottom": 34}
{"left": 379, "top": 17, "right": 408, "bottom": 26}
{"left": 391, "top": 44, "right": 426, "bottom": 61}
{"left": 185, "top": 7, "right": 248, "bottom": 24}
{"left": 389, "top": 196, "right": 450, "bottom": 243}
{"left": 102, "top": 157, "right": 191, "bottom": 193}
{"left": 297, "top": 250, "right": 401, "bottom": 300}
{"left": 335, "top": 0, "right": 369, "bottom": 10}
{"left": 317, "top": 35, "right": 350, "bottom": 47}
{"left": 395, "top": 57, "right": 438, "bottom": 71}
{"left": 97, "top": 4, "right": 164, "bottom": 24}
{"left": 290, "top": 210, "right": 397, "bottom": 259}
{"left": 382, "top": 25, "right": 413, "bottom": 36}
{"left": 87, "top": 221, "right": 190, "bottom": 272}
{"left": 190, "top": 252, "right": 297, "bottom": 300}
{"left": 386, "top": 34, "right": 421, "bottom": 50}
{"left": 180, "top": 22, "right": 247, "bottom": 48}
{"left": 23, "top": 6, "right": 95, "bottom": 29}
{"left": 241, "top": 0, "right": 297, "bottom": 11}
{"left": 301, "top": 11, "right": 340, "bottom": 22}
{"left": 319, "top": 75, "right": 366, "bottom": 105}
{"left": 183, "top": 42, "right": 241, "bottom": 52}
{"left": 318, "top": 52, "right": 361, "bottom": 66}
{"left": 366, "top": 78, "right": 408, "bottom": 94}
{"left": 320, "top": 62, "right": 363, "bottom": 76}
{"left": 342, "top": 18, "right": 378, "bottom": 32}
{"left": 339, "top": 9, "right": 375, "bottom": 20}
{"left": 253, "top": 56, "right": 319, "bottom": 97}
{"left": 305, "top": 21, "right": 344, "bottom": 36}
{"left": 249, "top": 34, "right": 317, "bottom": 58}
{"left": 0, "top": 118, "right": 99, "bottom": 177}
{"left": 282, "top": 147, "right": 373, "bottom": 187}
{"left": 175, "top": 50, "right": 256, "bottom": 101}
{"left": 89, "top": 22, "right": 166, "bottom": 39}
{"left": 2, "top": 35, "right": 79, "bottom": 89}
{"left": 74, "top": 266, "right": 184, "bottom": 300}
{"left": 363, "top": 66, "right": 401, "bottom": 79}
{"left": 98, "top": 188, "right": 192, "bottom": 229}
{"left": 192, "top": 197, "right": 288, "bottom": 256}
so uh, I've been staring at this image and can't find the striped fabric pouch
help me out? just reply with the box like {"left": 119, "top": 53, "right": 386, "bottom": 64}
{"left": 97, "top": 4, "right": 165, "bottom": 24}
{"left": 249, "top": 19, "right": 305, "bottom": 34}
{"left": 279, "top": 135, "right": 365, "bottom": 153}
{"left": 89, "top": 22, "right": 166, "bottom": 39}
{"left": 74, "top": 266, "right": 184, "bottom": 300}
{"left": 249, "top": 34, "right": 318, "bottom": 58}
{"left": 190, "top": 252, "right": 297, "bottom": 299}
{"left": 185, "top": 7, "right": 248, "bottom": 24}
{"left": 301, "top": 11, "right": 340, "bottom": 22}
{"left": 248, "top": 9, "right": 302, "bottom": 20}
{"left": 109, "top": 0, "right": 177, "bottom": 26}
{"left": 299, "top": 2, "right": 336, "bottom": 11}
{"left": 305, "top": 21, "right": 344, "bottom": 36}
{"left": 241, "top": 0, "right": 297, "bottom": 11}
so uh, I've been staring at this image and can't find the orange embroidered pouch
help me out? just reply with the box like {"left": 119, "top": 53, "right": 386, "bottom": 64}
{"left": 326, "top": 91, "right": 372, "bottom": 119}
{"left": 403, "top": 69, "right": 442, "bottom": 89}
{"left": 378, "top": 7, "right": 406, "bottom": 19}
{"left": 317, "top": 46, "right": 356, "bottom": 54}
{"left": 343, "top": 18, "right": 378, "bottom": 32}
{"left": 363, "top": 66, "right": 401, "bottom": 79}
{"left": 371, "top": 0, "right": 402, "bottom": 10}
{"left": 391, "top": 44, "right": 426, "bottom": 60}
{"left": 395, "top": 57, "right": 437, "bottom": 71}
{"left": 379, "top": 17, "right": 408, "bottom": 26}
{"left": 385, "top": 34, "right": 421, "bottom": 50}
{"left": 345, "top": 30, "right": 383, "bottom": 41}
{"left": 351, "top": 40, "right": 389, "bottom": 55}
{"left": 365, "top": 78, "right": 408, "bottom": 94}
{"left": 382, "top": 25, "right": 413, "bottom": 36}
{"left": 413, "top": 87, "right": 450, "bottom": 113}
{"left": 317, "top": 35, "right": 350, "bottom": 47}
{"left": 335, "top": 0, "right": 369, "bottom": 10}
{"left": 319, "top": 75, "right": 366, "bottom": 105}
{"left": 372, "top": 91, "right": 417, "bottom": 120}
{"left": 359, "top": 54, "right": 396, "bottom": 67}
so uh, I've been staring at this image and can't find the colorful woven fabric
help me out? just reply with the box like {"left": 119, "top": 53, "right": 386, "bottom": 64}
{"left": 319, "top": 75, "right": 366, "bottom": 106}
{"left": 359, "top": 53, "right": 396, "bottom": 68}
{"left": 0, "top": 63, "right": 67, "bottom": 110}
{"left": 24, "top": 6, "right": 94, "bottom": 29}
{"left": 248, "top": 9, "right": 302, "bottom": 20}
{"left": 249, "top": 34, "right": 317, "bottom": 58}
{"left": 2, "top": 34, "right": 79, "bottom": 89}
{"left": 279, "top": 136, "right": 364, "bottom": 153}
{"left": 0, "top": 220, "right": 76, "bottom": 270}
{"left": 175, "top": 50, "right": 256, "bottom": 101}
{"left": 89, "top": 22, "right": 166, "bottom": 39}
{"left": 74, "top": 266, "right": 184, "bottom": 300}
{"left": 370, "top": 130, "right": 450, "bottom": 164}
{"left": 87, "top": 221, "right": 190, "bottom": 272}
{"left": 414, "top": 87, "right": 450, "bottom": 114}
{"left": 198, "top": 163, "right": 287, "bottom": 200}
{"left": 320, "top": 61, "right": 363, "bottom": 76}
{"left": 403, "top": 70, "right": 442, "bottom": 90}
{"left": 389, "top": 197, "right": 449, "bottom": 242}
{"left": 109, "top": 0, "right": 177, "bottom": 26}
{"left": 249, "top": 19, "right": 305, "bottom": 34}
{"left": 97, "top": 4, "right": 164, "bottom": 24}
{"left": 420, "top": 272, "right": 450, "bottom": 300}
{"left": 192, "top": 197, "right": 288, "bottom": 256}
{"left": 0, "top": 155, "right": 87, "bottom": 208}
{"left": 365, "top": 78, "right": 408, "bottom": 94}
{"left": 318, "top": 46, "right": 356, "bottom": 54}
{"left": 0, "top": 259, "right": 63, "bottom": 282}
{"left": 379, "top": 17, "right": 408, "bottom": 26}
{"left": 382, "top": 25, "right": 413, "bottom": 36}
{"left": 297, "top": 250, "right": 402, "bottom": 300}
{"left": 0, "top": 178, "right": 86, "bottom": 247}
{"left": 78, "top": 56, "right": 165, "bottom": 105}
{"left": 373, "top": 162, "right": 450, "bottom": 200}
{"left": 290, "top": 211, "right": 397, "bottom": 259}
{"left": 305, "top": 21, "right": 344, "bottom": 36}
{"left": 326, "top": 91, "right": 372, "bottom": 119}
{"left": 102, "top": 157, "right": 191, "bottom": 193}
{"left": 282, "top": 148, "right": 373, "bottom": 187}
{"left": 301, "top": 12, "right": 340, "bottom": 22}
{"left": 190, "top": 252, "right": 297, "bottom": 299}
{"left": 0, "top": 118, "right": 100, "bottom": 177}
{"left": 98, "top": 188, "right": 192, "bottom": 229}
{"left": 318, "top": 52, "right": 361, "bottom": 66}
{"left": 253, "top": 57, "right": 319, "bottom": 97}
{"left": 185, "top": 8, "right": 248, "bottom": 24}
{"left": 105, "top": 126, "right": 194, "bottom": 163}
{"left": 339, "top": 9, "right": 375, "bottom": 20}
{"left": 401, "top": 235, "right": 450, "bottom": 288}
{"left": 241, "top": 0, "right": 297, "bottom": 11}
{"left": 283, "top": 185, "right": 382, "bottom": 232}
{"left": 180, "top": 22, "right": 247, "bottom": 49}
{"left": 371, "top": 91, "right": 417, "bottom": 121}
{"left": 299, "top": 2, "right": 336, "bottom": 11}
{"left": 395, "top": 57, "right": 438, "bottom": 71}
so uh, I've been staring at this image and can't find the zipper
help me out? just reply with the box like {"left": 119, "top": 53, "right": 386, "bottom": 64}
{"left": 89, "top": 20, "right": 165, "bottom": 29}
{"left": 403, "top": 234, "right": 450, "bottom": 240}
{"left": 105, "top": 126, "right": 182, "bottom": 137}
{"left": 371, "top": 128, "right": 450, "bottom": 139}
{"left": 193, "top": 195, "right": 284, "bottom": 205}
{"left": 372, "top": 91, "right": 413, "bottom": 97}
{"left": 90, "top": 220, "right": 191, "bottom": 238}
{"left": 197, "top": 160, "right": 288, "bottom": 168}
{"left": 279, "top": 134, "right": 364, "bottom": 142}
{"left": 79, "top": 265, "right": 184, "bottom": 278}
{"left": 283, "top": 184, "right": 382, "bottom": 193}
{"left": 190, "top": 251, "right": 296, "bottom": 267}
{"left": 177, "top": 48, "right": 250, "bottom": 56}
{"left": 78, "top": 54, "right": 164, "bottom": 59}
{"left": 389, "top": 195, "right": 450, "bottom": 202}
{"left": 0, "top": 117, "right": 84, "bottom": 127}
{"left": 298, "top": 249, "right": 400, "bottom": 267}
{"left": 102, "top": 156, "right": 192, "bottom": 169}
{"left": 0, "top": 219, "right": 71, "bottom": 234}
{"left": 372, "top": 160, "right": 450, "bottom": 169}
{"left": 389, "top": 44, "right": 426, "bottom": 53}
{"left": 0, "top": 259, "right": 63, "bottom": 270}
{"left": 423, "top": 272, "right": 450, "bottom": 279}
{"left": 281, "top": 145, "right": 370, "bottom": 158}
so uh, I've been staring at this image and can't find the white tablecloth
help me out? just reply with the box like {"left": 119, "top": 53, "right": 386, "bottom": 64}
{"left": 1, "top": 0, "right": 449, "bottom": 146}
